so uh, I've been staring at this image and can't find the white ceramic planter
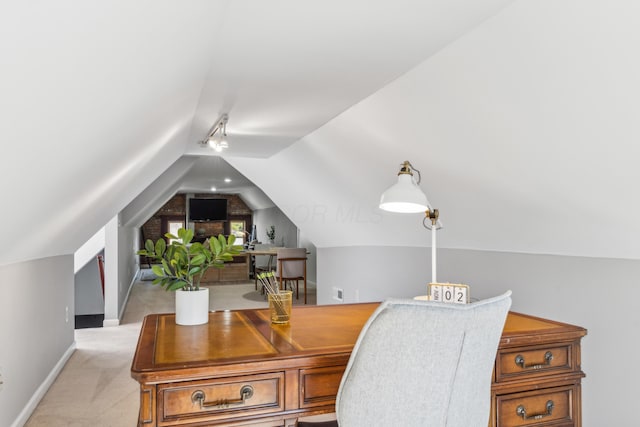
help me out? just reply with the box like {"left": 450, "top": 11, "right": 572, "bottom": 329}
{"left": 175, "top": 287, "right": 210, "bottom": 325}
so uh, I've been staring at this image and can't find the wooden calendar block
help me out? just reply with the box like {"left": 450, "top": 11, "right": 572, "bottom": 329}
{"left": 442, "top": 284, "right": 455, "bottom": 303}
{"left": 453, "top": 285, "right": 469, "bottom": 304}
{"left": 429, "top": 283, "right": 442, "bottom": 301}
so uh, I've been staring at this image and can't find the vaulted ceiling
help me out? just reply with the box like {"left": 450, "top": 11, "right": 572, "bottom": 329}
{"left": 2, "top": 0, "right": 638, "bottom": 266}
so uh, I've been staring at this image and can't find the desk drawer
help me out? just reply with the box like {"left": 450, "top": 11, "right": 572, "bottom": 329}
{"left": 158, "top": 372, "right": 284, "bottom": 424}
{"left": 300, "top": 366, "right": 345, "bottom": 409}
{"left": 496, "top": 344, "right": 573, "bottom": 382}
{"left": 496, "top": 385, "right": 577, "bottom": 427}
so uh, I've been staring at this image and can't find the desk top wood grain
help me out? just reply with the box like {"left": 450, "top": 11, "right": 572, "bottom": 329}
{"left": 131, "top": 303, "right": 586, "bottom": 379}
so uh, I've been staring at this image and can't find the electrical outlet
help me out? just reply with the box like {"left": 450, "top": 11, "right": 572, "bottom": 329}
{"left": 332, "top": 287, "right": 343, "bottom": 302}
{"left": 65, "top": 306, "right": 69, "bottom": 323}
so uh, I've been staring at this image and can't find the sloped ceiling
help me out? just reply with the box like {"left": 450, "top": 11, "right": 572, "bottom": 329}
{"left": 231, "top": 0, "right": 640, "bottom": 260}
{"left": 0, "top": 0, "right": 513, "bottom": 266}
{"left": 2, "top": 0, "right": 638, "bottom": 266}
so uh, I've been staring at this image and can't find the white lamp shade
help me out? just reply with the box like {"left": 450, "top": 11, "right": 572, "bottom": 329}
{"left": 379, "top": 173, "right": 429, "bottom": 213}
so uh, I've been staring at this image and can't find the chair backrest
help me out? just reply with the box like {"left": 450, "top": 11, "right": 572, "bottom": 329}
{"left": 335, "top": 291, "right": 512, "bottom": 427}
{"left": 276, "top": 248, "right": 306, "bottom": 279}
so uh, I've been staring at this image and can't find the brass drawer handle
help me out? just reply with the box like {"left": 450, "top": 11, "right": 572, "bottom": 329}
{"left": 515, "top": 351, "right": 553, "bottom": 370}
{"left": 191, "top": 385, "right": 254, "bottom": 409}
{"left": 516, "top": 400, "right": 554, "bottom": 420}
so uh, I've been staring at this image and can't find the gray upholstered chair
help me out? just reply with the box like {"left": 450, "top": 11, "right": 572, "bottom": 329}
{"left": 298, "top": 291, "right": 512, "bottom": 427}
{"left": 276, "top": 248, "right": 308, "bottom": 303}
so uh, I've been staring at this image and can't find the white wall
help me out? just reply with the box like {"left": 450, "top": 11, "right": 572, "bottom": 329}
{"left": 73, "top": 226, "right": 105, "bottom": 274}
{"left": 253, "top": 206, "right": 317, "bottom": 284}
{"left": 230, "top": 0, "right": 640, "bottom": 263}
{"left": 0, "top": 256, "right": 75, "bottom": 427}
{"left": 104, "top": 215, "right": 139, "bottom": 326}
{"left": 74, "top": 251, "right": 104, "bottom": 315}
{"left": 75, "top": 219, "right": 138, "bottom": 322}
{"left": 317, "top": 246, "right": 640, "bottom": 426}
{"left": 117, "top": 224, "right": 139, "bottom": 314}
{"left": 298, "top": 231, "right": 317, "bottom": 285}
{"left": 253, "top": 206, "right": 298, "bottom": 248}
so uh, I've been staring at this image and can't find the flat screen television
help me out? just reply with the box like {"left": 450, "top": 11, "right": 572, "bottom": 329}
{"left": 188, "top": 198, "right": 228, "bottom": 222}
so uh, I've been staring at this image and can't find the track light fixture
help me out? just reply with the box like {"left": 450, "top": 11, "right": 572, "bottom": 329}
{"left": 200, "top": 114, "right": 229, "bottom": 152}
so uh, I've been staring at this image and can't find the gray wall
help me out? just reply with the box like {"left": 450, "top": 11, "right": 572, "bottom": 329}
{"left": 318, "top": 246, "right": 640, "bottom": 426}
{"left": 0, "top": 256, "right": 75, "bottom": 427}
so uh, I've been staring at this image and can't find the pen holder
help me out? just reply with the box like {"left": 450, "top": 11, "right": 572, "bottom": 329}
{"left": 268, "top": 291, "right": 292, "bottom": 324}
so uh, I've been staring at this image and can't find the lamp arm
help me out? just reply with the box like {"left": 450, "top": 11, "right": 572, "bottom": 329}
{"left": 432, "top": 224, "right": 437, "bottom": 283}
{"left": 422, "top": 208, "right": 440, "bottom": 283}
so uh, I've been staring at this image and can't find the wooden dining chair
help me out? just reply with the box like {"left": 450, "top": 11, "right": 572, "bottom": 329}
{"left": 253, "top": 243, "right": 275, "bottom": 291}
{"left": 276, "top": 248, "right": 308, "bottom": 304}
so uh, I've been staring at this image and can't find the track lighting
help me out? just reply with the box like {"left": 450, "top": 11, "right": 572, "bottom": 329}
{"left": 201, "top": 114, "right": 229, "bottom": 152}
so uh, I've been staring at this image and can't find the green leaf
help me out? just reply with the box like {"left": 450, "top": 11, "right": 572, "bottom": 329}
{"left": 161, "top": 259, "right": 171, "bottom": 274}
{"left": 183, "top": 228, "right": 194, "bottom": 245}
{"left": 168, "top": 280, "right": 187, "bottom": 291}
{"left": 218, "top": 234, "right": 227, "bottom": 252}
{"left": 191, "top": 254, "right": 206, "bottom": 265}
{"left": 211, "top": 237, "right": 222, "bottom": 255}
{"left": 227, "top": 234, "right": 236, "bottom": 246}
{"left": 155, "top": 239, "right": 166, "bottom": 257}
{"left": 190, "top": 242, "right": 204, "bottom": 254}
{"left": 151, "top": 265, "right": 164, "bottom": 277}
{"left": 189, "top": 266, "right": 202, "bottom": 275}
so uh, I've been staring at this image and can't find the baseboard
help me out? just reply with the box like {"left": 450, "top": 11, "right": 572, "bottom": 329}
{"left": 102, "top": 318, "right": 120, "bottom": 327}
{"left": 10, "top": 342, "right": 76, "bottom": 427}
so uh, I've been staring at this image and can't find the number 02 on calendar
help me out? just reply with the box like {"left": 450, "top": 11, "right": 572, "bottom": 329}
{"left": 428, "top": 283, "right": 470, "bottom": 304}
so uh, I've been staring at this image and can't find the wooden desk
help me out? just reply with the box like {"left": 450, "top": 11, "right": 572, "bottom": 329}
{"left": 131, "top": 304, "right": 586, "bottom": 427}
{"left": 245, "top": 249, "right": 282, "bottom": 256}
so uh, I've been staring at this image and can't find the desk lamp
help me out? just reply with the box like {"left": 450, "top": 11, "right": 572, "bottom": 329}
{"left": 379, "top": 161, "right": 442, "bottom": 283}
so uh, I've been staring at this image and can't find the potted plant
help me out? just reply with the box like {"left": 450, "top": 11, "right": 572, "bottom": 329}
{"left": 137, "top": 227, "right": 242, "bottom": 325}
{"left": 266, "top": 225, "right": 276, "bottom": 244}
